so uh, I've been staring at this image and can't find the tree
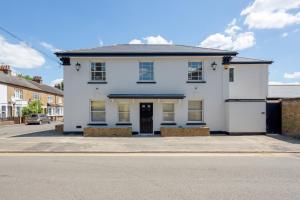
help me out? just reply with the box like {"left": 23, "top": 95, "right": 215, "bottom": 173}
{"left": 17, "top": 74, "right": 33, "bottom": 81}
{"left": 22, "top": 100, "right": 43, "bottom": 117}
{"left": 54, "top": 81, "right": 64, "bottom": 90}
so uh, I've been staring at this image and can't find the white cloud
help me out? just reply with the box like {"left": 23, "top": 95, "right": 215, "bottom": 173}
{"left": 40, "top": 42, "right": 62, "bottom": 52}
{"left": 0, "top": 35, "right": 45, "bottom": 69}
{"left": 284, "top": 71, "right": 300, "bottom": 79}
{"left": 269, "top": 81, "right": 300, "bottom": 85}
{"left": 50, "top": 78, "right": 63, "bottom": 86}
{"left": 129, "top": 35, "right": 173, "bottom": 45}
{"left": 281, "top": 32, "right": 289, "bottom": 37}
{"left": 241, "top": 0, "right": 300, "bottom": 29}
{"left": 129, "top": 39, "right": 143, "bottom": 44}
{"left": 200, "top": 19, "right": 255, "bottom": 51}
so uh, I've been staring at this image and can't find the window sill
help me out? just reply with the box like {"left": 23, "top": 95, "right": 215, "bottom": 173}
{"left": 136, "top": 81, "right": 156, "bottom": 84}
{"left": 161, "top": 122, "right": 177, "bottom": 125}
{"left": 186, "top": 122, "right": 206, "bottom": 125}
{"left": 87, "top": 81, "right": 107, "bottom": 84}
{"left": 186, "top": 81, "right": 206, "bottom": 83}
{"left": 116, "top": 123, "right": 132, "bottom": 126}
{"left": 87, "top": 123, "right": 107, "bottom": 126}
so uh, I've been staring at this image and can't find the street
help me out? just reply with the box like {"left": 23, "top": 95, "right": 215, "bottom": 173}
{"left": 0, "top": 153, "right": 300, "bottom": 200}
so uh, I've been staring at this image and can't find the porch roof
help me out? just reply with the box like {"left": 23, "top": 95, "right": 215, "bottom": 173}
{"left": 107, "top": 94, "right": 185, "bottom": 99}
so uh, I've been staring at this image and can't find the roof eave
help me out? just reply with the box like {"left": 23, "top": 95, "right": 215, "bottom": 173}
{"left": 55, "top": 52, "right": 238, "bottom": 57}
{"left": 230, "top": 61, "right": 273, "bottom": 65}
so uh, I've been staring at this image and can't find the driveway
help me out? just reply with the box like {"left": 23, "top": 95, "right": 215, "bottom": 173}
{"left": 0, "top": 123, "right": 300, "bottom": 153}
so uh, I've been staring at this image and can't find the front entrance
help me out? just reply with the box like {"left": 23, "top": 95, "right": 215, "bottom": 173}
{"left": 140, "top": 103, "right": 153, "bottom": 134}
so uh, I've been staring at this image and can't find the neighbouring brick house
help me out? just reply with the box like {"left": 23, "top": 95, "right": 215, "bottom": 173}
{"left": 0, "top": 65, "right": 64, "bottom": 123}
{"left": 281, "top": 98, "right": 300, "bottom": 138}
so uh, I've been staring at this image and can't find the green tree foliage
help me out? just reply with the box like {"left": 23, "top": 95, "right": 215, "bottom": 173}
{"left": 22, "top": 100, "right": 43, "bottom": 117}
{"left": 17, "top": 74, "right": 33, "bottom": 81}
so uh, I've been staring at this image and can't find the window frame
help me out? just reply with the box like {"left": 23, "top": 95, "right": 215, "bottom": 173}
{"left": 188, "top": 100, "right": 204, "bottom": 122}
{"left": 188, "top": 62, "right": 204, "bottom": 81}
{"left": 90, "top": 62, "right": 106, "bottom": 82}
{"left": 48, "top": 96, "right": 53, "bottom": 103}
{"left": 229, "top": 67, "right": 234, "bottom": 82}
{"left": 32, "top": 92, "right": 40, "bottom": 100}
{"left": 89, "top": 100, "right": 106, "bottom": 123}
{"left": 162, "top": 103, "right": 175, "bottom": 122}
{"left": 118, "top": 103, "right": 130, "bottom": 123}
{"left": 14, "top": 89, "right": 23, "bottom": 100}
{"left": 139, "top": 62, "right": 154, "bottom": 81}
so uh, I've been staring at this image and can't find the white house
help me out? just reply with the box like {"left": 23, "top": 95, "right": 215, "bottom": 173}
{"left": 56, "top": 44, "right": 272, "bottom": 135}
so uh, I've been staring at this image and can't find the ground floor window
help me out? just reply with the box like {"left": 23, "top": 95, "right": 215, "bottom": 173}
{"left": 90, "top": 100, "right": 105, "bottom": 122}
{"left": 162, "top": 103, "right": 175, "bottom": 122}
{"left": 47, "top": 107, "right": 52, "bottom": 116}
{"left": 118, "top": 103, "right": 130, "bottom": 122}
{"left": 16, "top": 107, "right": 21, "bottom": 117}
{"left": 1, "top": 106, "right": 6, "bottom": 118}
{"left": 188, "top": 100, "right": 203, "bottom": 122}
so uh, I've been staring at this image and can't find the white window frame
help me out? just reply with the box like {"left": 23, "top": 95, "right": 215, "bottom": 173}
{"left": 32, "top": 93, "right": 40, "bottom": 100}
{"left": 188, "top": 100, "right": 204, "bottom": 122}
{"left": 48, "top": 96, "right": 53, "bottom": 103}
{"left": 1, "top": 106, "right": 6, "bottom": 118}
{"left": 14, "top": 89, "right": 23, "bottom": 100}
{"left": 118, "top": 103, "right": 130, "bottom": 123}
{"left": 139, "top": 62, "right": 154, "bottom": 81}
{"left": 188, "top": 62, "right": 204, "bottom": 81}
{"left": 91, "top": 62, "right": 106, "bottom": 81}
{"left": 162, "top": 103, "right": 175, "bottom": 122}
{"left": 90, "top": 100, "right": 106, "bottom": 123}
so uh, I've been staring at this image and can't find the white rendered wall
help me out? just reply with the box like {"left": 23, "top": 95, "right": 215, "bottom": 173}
{"left": 63, "top": 56, "right": 226, "bottom": 132}
{"left": 0, "top": 84, "right": 7, "bottom": 104}
{"left": 229, "top": 64, "right": 268, "bottom": 99}
{"left": 226, "top": 102, "right": 266, "bottom": 133}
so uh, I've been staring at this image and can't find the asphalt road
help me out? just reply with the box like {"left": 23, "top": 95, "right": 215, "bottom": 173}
{"left": 0, "top": 153, "right": 300, "bottom": 200}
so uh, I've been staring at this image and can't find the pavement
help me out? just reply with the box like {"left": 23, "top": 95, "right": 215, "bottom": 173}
{"left": 0, "top": 123, "right": 300, "bottom": 153}
{"left": 0, "top": 153, "right": 300, "bottom": 200}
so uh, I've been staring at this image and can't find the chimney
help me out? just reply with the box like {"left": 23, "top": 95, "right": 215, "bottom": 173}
{"left": 0, "top": 65, "right": 12, "bottom": 75}
{"left": 33, "top": 76, "right": 43, "bottom": 84}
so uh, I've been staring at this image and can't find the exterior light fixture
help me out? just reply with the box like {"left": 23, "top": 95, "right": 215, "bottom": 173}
{"left": 211, "top": 62, "right": 217, "bottom": 71}
{"left": 75, "top": 62, "right": 81, "bottom": 71}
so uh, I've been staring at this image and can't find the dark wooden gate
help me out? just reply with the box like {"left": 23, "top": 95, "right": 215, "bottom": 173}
{"left": 266, "top": 101, "right": 282, "bottom": 133}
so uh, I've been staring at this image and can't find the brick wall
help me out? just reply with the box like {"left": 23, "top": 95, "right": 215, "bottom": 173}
{"left": 282, "top": 98, "right": 300, "bottom": 138}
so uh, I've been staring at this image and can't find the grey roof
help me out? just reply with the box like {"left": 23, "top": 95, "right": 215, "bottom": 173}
{"left": 55, "top": 44, "right": 238, "bottom": 57}
{"left": 268, "top": 85, "right": 300, "bottom": 98}
{"left": 230, "top": 57, "right": 273, "bottom": 64}
{"left": 108, "top": 94, "right": 185, "bottom": 99}
{"left": 0, "top": 73, "right": 63, "bottom": 96}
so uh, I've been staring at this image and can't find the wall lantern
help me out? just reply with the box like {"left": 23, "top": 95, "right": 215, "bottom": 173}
{"left": 75, "top": 62, "right": 81, "bottom": 71}
{"left": 211, "top": 62, "right": 217, "bottom": 71}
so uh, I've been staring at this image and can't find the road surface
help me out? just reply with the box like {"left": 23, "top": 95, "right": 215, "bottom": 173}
{"left": 0, "top": 153, "right": 300, "bottom": 200}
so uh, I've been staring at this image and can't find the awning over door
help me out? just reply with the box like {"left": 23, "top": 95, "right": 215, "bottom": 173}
{"left": 107, "top": 94, "right": 185, "bottom": 99}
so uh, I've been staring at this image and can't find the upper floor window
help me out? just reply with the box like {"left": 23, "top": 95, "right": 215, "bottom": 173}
{"left": 90, "top": 100, "right": 105, "bottom": 122}
{"left": 32, "top": 93, "right": 40, "bottom": 100}
{"left": 14, "top": 89, "right": 23, "bottom": 100}
{"left": 188, "top": 100, "right": 203, "bottom": 122}
{"left": 229, "top": 68, "right": 234, "bottom": 82}
{"left": 91, "top": 62, "right": 106, "bottom": 81}
{"left": 118, "top": 103, "right": 130, "bottom": 122}
{"left": 48, "top": 96, "right": 53, "bottom": 103}
{"left": 188, "top": 62, "right": 203, "bottom": 81}
{"left": 162, "top": 103, "right": 175, "bottom": 122}
{"left": 139, "top": 62, "right": 154, "bottom": 81}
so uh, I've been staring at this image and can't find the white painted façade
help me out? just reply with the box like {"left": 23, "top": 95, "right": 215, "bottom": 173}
{"left": 56, "top": 44, "right": 272, "bottom": 135}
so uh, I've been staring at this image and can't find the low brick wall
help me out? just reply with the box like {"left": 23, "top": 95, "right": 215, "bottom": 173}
{"left": 55, "top": 124, "right": 64, "bottom": 133}
{"left": 84, "top": 127, "right": 132, "bottom": 137}
{"left": 160, "top": 127, "right": 210, "bottom": 137}
{"left": 282, "top": 98, "right": 300, "bottom": 138}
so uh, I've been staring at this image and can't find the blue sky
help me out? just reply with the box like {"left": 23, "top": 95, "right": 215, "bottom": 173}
{"left": 0, "top": 0, "right": 300, "bottom": 85}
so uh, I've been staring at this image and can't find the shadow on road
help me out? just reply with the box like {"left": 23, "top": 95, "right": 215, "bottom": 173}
{"left": 266, "top": 134, "right": 300, "bottom": 144}
{"left": 13, "top": 130, "right": 83, "bottom": 137}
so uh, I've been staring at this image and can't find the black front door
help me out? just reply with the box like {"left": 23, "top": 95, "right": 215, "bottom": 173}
{"left": 140, "top": 103, "right": 153, "bottom": 134}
